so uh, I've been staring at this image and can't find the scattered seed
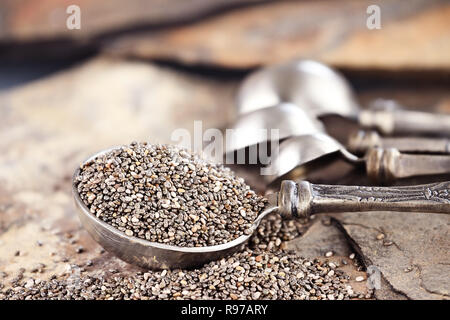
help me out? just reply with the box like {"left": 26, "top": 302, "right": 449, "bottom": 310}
{"left": 1, "top": 246, "right": 362, "bottom": 300}
{"left": 404, "top": 266, "right": 413, "bottom": 273}
{"left": 383, "top": 240, "right": 393, "bottom": 246}
{"left": 376, "top": 233, "right": 385, "bottom": 240}
{"left": 76, "top": 246, "right": 84, "bottom": 254}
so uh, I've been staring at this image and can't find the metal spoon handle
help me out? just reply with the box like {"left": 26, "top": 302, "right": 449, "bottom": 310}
{"left": 365, "top": 148, "right": 450, "bottom": 183}
{"left": 348, "top": 130, "right": 450, "bottom": 154}
{"left": 359, "top": 109, "right": 450, "bottom": 136}
{"left": 277, "top": 180, "right": 450, "bottom": 220}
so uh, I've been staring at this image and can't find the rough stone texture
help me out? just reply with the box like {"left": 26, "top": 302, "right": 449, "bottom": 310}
{"left": 333, "top": 212, "right": 450, "bottom": 300}
{"left": 286, "top": 217, "right": 352, "bottom": 259}
{"left": 104, "top": 0, "right": 450, "bottom": 70}
{"left": 0, "top": 56, "right": 449, "bottom": 300}
{"left": 286, "top": 216, "right": 406, "bottom": 299}
{"left": 0, "top": 57, "right": 236, "bottom": 288}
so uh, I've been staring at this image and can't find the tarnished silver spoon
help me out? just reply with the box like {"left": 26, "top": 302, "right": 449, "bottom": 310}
{"left": 225, "top": 102, "right": 450, "bottom": 184}
{"left": 73, "top": 147, "right": 450, "bottom": 270}
{"left": 265, "top": 134, "right": 450, "bottom": 184}
{"left": 225, "top": 102, "right": 323, "bottom": 154}
{"left": 237, "top": 59, "right": 450, "bottom": 136}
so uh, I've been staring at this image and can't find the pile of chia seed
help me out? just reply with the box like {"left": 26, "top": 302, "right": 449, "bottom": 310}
{"left": 75, "top": 142, "right": 267, "bottom": 247}
{"left": 1, "top": 249, "right": 364, "bottom": 300}
{"left": 0, "top": 212, "right": 372, "bottom": 300}
{"left": 0, "top": 143, "right": 373, "bottom": 300}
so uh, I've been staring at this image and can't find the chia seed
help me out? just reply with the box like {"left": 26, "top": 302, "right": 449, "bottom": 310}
{"left": 75, "top": 142, "right": 267, "bottom": 247}
{"left": 0, "top": 249, "right": 360, "bottom": 300}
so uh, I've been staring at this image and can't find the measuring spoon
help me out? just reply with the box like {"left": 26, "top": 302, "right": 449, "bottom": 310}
{"left": 237, "top": 59, "right": 450, "bottom": 136}
{"left": 73, "top": 148, "right": 450, "bottom": 270}
{"left": 265, "top": 133, "right": 450, "bottom": 184}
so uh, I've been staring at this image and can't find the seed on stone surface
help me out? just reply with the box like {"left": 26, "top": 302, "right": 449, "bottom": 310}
{"left": 383, "top": 240, "right": 393, "bottom": 246}
{"left": 349, "top": 253, "right": 355, "bottom": 259}
{"left": 355, "top": 276, "right": 365, "bottom": 282}
{"left": 376, "top": 233, "right": 385, "bottom": 240}
{"left": 404, "top": 266, "right": 413, "bottom": 273}
{"left": 1, "top": 247, "right": 362, "bottom": 300}
{"left": 76, "top": 246, "right": 84, "bottom": 254}
{"left": 24, "top": 279, "right": 34, "bottom": 289}
{"left": 325, "top": 251, "right": 333, "bottom": 257}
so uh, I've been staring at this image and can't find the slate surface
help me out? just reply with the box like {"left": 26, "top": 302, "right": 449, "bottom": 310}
{"left": 334, "top": 212, "right": 449, "bottom": 300}
{"left": 0, "top": 56, "right": 449, "bottom": 300}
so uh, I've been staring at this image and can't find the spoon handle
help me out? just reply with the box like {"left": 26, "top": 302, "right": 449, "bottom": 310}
{"left": 277, "top": 180, "right": 450, "bottom": 220}
{"left": 365, "top": 148, "right": 450, "bottom": 183}
{"left": 359, "top": 109, "right": 450, "bottom": 136}
{"left": 348, "top": 130, "right": 450, "bottom": 154}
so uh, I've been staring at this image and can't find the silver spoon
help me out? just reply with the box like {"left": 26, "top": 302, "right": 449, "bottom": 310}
{"left": 73, "top": 148, "right": 450, "bottom": 270}
{"left": 237, "top": 59, "right": 450, "bottom": 136}
{"left": 225, "top": 102, "right": 324, "bottom": 154}
{"left": 226, "top": 103, "right": 450, "bottom": 184}
{"left": 265, "top": 134, "right": 450, "bottom": 184}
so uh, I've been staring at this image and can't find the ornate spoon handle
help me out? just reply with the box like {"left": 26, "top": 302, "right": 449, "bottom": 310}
{"left": 359, "top": 108, "right": 450, "bottom": 136}
{"left": 277, "top": 180, "right": 450, "bottom": 220}
{"left": 364, "top": 148, "right": 450, "bottom": 183}
{"left": 348, "top": 130, "right": 450, "bottom": 154}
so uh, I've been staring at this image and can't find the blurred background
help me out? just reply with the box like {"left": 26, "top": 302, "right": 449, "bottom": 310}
{"left": 1, "top": 0, "right": 449, "bottom": 87}
{"left": 0, "top": 0, "right": 449, "bottom": 300}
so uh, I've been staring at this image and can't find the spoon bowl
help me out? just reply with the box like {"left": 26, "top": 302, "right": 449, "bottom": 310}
{"left": 237, "top": 59, "right": 359, "bottom": 118}
{"left": 225, "top": 102, "right": 324, "bottom": 154}
{"left": 237, "top": 59, "right": 450, "bottom": 137}
{"left": 264, "top": 134, "right": 360, "bottom": 183}
{"left": 72, "top": 147, "right": 278, "bottom": 270}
